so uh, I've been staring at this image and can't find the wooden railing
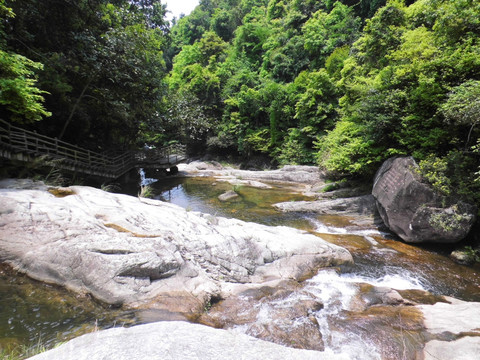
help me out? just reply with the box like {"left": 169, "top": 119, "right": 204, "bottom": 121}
{"left": 0, "top": 119, "right": 186, "bottom": 179}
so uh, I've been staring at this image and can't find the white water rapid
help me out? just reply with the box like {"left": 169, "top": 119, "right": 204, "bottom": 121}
{"left": 233, "top": 265, "right": 429, "bottom": 359}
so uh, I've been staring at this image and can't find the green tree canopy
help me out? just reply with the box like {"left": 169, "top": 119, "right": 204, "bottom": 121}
{"left": 0, "top": 0, "right": 50, "bottom": 123}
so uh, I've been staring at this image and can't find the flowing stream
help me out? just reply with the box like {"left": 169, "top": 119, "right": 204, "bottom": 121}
{"left": 1, "top": 176, "right": 480, "bottom": 358}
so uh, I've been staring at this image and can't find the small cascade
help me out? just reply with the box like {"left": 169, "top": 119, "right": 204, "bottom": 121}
{"left": 138, "top": 168, "right": 157, "bottom": 186}
{"left": 307, "top": 269, "right": 428, "bottom": 359}
{"left": 231, "top": 267, "right": 430, "bottom": 359}
{"left": 310, "top": 217, "right": 383, "bottom": 237}
{"left": 341, "top": 266, "right": 429, "bottom": 291}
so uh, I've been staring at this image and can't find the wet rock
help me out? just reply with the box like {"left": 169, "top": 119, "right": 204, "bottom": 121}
{"left": 0, "top": 178, "right": 47, "bottom": 190}
{"left": 450, "top": 247, "right": 479, "bottom": 265}
{"left": 274, "top": 195, "right": 377, "bottom": 217}
{"left": 372, "top": 157, "right": 477, "bottom": 243}
{"left": 199, "top": 282, "right": 325, "bottom": 351}
{"left": 135, "top": 309, "right": 189, "bottom": 323}
{"left": 0, "top": 179, "right": 353, "bottom": 309}
{"left": 29, "top": 321, "right": 340, "bottom": 360}
{"left": 396, "top": 289, "right": 449, "bottom": 306}
{"left": 348, "top": 284, "right": 424, "bottom": 312}
{"left": 357, "top": 285, "right": 414, "bottom": 308}
{"left": 315, "top": 187, "right": 370, "bottom": 199}
{"left": 48, "top": 186, "right": 76, "bottom": 197}
{"left": 218, "top": 190, "right": 239, "bottom": 202}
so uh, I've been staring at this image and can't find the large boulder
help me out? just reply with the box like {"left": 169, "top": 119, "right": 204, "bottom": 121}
{"left": 28, "top": 321, "right": 342, "bottom": 360}
{"left": 0, "top": 179, "right": 353, "bottom": 309}
{"left": 372, "top": 157, "right": 476, "bottom": 243}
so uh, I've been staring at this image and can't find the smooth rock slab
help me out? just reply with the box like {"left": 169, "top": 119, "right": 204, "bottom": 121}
{"left": 0, "top": 179, "right": 353, "bottom": 308}
{"left": 422, "top": 337, "right": 480, "bottom": 360}
{"left": 28, "top": 321, "right": 340, "bottom": 360}
{"left": 274, "top": 195, "right": 377, "bottom": 216}
{"left": 418, "top": 300, "right": 480, "bottom": 336}
{"left": 180, "top": 163, "right": 323, "bottom": 184}
{"left": 418, "top": 300, "right": 480, "bottom": 359}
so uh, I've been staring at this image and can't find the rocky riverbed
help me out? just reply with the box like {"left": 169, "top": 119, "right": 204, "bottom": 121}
{"left": 0, "top": 178, "right": 352, "bottom": 310}
{"left": 1, "top": 162, "right": 480, "bottom": 359}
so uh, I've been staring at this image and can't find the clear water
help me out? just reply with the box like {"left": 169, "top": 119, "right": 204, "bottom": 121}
{"left": 143, "top": 175, "right": 315, "bottom": 228}
{"left": 0, "top": 265, "right": 136, "bottom": 353}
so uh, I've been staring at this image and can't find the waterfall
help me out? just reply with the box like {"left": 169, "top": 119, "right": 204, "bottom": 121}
{"left": 138, "top": 168, "right": 157, "bottom": 186}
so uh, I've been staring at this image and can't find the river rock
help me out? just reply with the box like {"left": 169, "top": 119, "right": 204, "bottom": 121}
{"left": 227, "top": 166, "right": 323, "bottom": 184}
{"left": 450, "top": 247, "right": 479, "bottom": 265}
{"left": 199, "top": 282, "right": 325, "bottom": 351}
{"left": 274, "top": 195, "right": 377, "bottom": 217}
{"left": 223, "top": 178, "right": 273, "bottom": 189}
{"left": 418, "top": 300, "right": 480, "bottom": 359}
{"left": 372, "top": 157, "right": 476, "bottom": 243}
{"left": 0, "top": 179, "right": 353, "bottom": 309}
{"left": 181, "top": 160, "right": 224, "bottom": 172}
{"left": 422, "top": 337, "right": 480, "bottom": 360}
{"left": 28, "top": 321, "right": 343, "bottom": 360}
{"left": 179, "top": 163, "right": 323, "bottom": 184}
{"left": 218, "top": 190, "right": 239, "bottom": 201}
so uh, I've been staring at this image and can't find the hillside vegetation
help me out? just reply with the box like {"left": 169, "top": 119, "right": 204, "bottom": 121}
{"left": 1, "top": 0, "right": 479, "bottom": 203}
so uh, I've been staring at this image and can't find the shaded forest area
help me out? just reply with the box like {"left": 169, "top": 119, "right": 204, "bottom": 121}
{"left": 1, "top": 0, "right": 479, "bottom": 205}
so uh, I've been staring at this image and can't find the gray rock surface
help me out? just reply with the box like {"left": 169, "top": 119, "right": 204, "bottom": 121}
{"left": 418, "top": 300, "right": 480, "bottom": 359}
{"left": 422, "top": 337, "right": 480, "bottom": 360}
{"left": 220, "top": 178, "right": 273, "bottom": 189}
{"left": 218, "top": 190, "right": 239, "bottom": 201}
{"left": 28, "top": 321, "right": 340, "bottom": 360}
{"left": 180, "top": 162, "right": 323, "bottom": 184}
{"left": 274, "top": 195, "right": 377, "bottom": 216}
{"left": 372, "top": 157, "right": 476, "bottom": 243}
{"left": 418, "top": 300, "right": 480, "bottom": 335}
{"left": 450, "top": 248, "right": 479, "bottom": 265}
{"left": 0, "top": 179, "right": 352, "bottom": 308}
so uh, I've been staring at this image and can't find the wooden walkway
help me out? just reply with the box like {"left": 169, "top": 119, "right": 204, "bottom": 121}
{"left": 0, "top": 119, "right": 187, "bottom": 179}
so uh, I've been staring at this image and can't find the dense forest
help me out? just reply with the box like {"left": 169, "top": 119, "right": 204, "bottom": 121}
{"left": 1, "top": 0, "right": 479, "bottom": 205}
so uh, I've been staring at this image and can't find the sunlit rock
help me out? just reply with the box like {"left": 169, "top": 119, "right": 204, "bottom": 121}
{"left": 28, "top": 321, "right": 340, "bottom": 360}
{"left": 0, "top": 179, "right": 353, "bottom": 311}
{"left": 218, "top": 190, "right": 239, "bottom": 201}
{"left": 274, "top": 195, "right": 377, "bottom": 216}
{"left": 198, "top": 281, "right": 325, "bottom": 351}
{"left": 372, "top": 157, "right": 476, "bottom": 243}
{"left": 179, "top": 162, "right": 324, "bottom": 184}
{"left": 419, "top": 300, "right": 480, "bottom": 359}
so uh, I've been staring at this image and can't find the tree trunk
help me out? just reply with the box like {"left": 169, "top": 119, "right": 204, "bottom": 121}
{"left": 59, "top": 78, "right": 92, "bottom": 140}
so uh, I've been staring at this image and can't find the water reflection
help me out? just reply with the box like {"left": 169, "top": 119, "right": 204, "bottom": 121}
{"left": 148, "top": 177, "right": 315, "bottom": 228}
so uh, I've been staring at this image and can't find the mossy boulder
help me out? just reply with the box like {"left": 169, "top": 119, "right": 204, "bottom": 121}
{"left": 372, "top": 157, "right": 476, "bottom": 243}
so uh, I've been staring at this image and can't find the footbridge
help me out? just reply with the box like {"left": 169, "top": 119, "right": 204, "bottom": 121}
{"left": 0, "top": 119, "right": 187, "bottom": 179}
